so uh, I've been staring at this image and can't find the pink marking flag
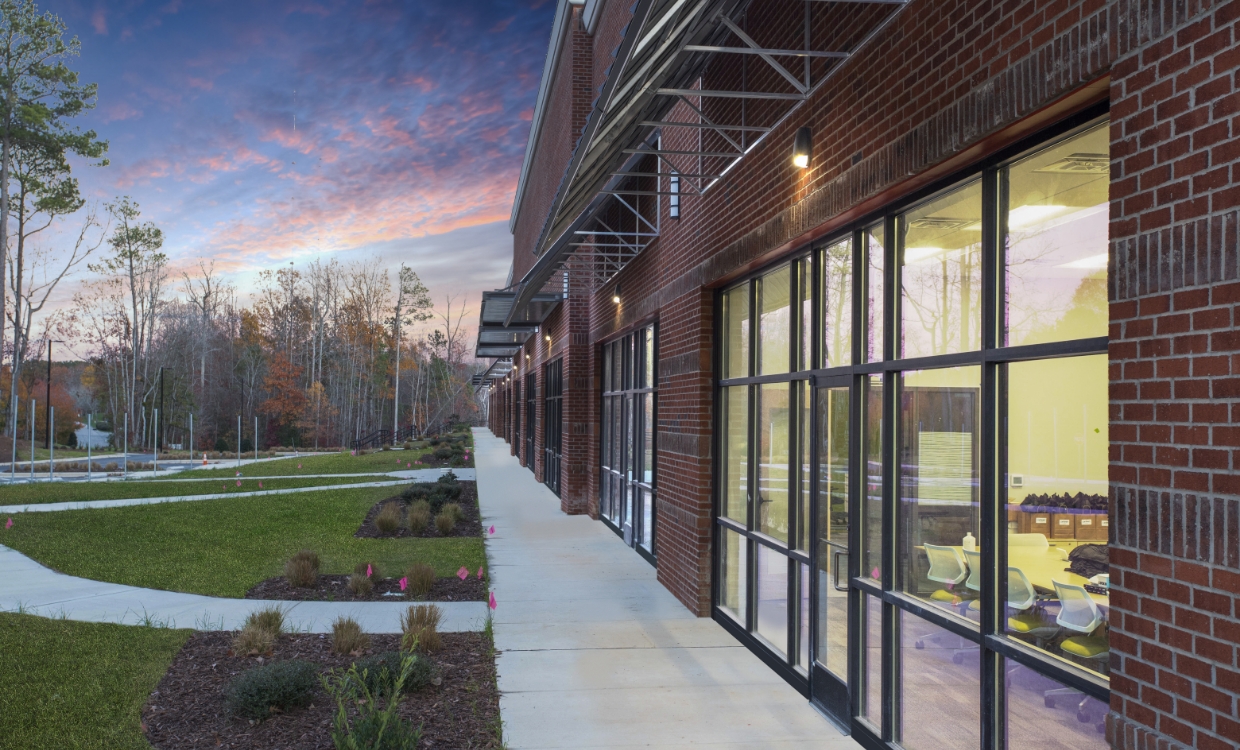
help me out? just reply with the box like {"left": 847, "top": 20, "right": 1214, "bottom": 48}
{"left": 406, "top": 462, "right": 411, "bottom": 468}
{"left": 258, "top": 481, "right": 263, "bottom": 489}
{"left": 397, "top": 459, "right": 402, "bottom": 465}
{"left": 477, "top": 567, "right": 484, "bottom": 580}
{"left": 488, "top": 592, "right": 497, "bottom": 610}
{"left": 297, "top": 463, "right": 302, "bottom": 469}
{"left": 366, "top": 564, "right": 373, "bottom": 578}
{"left": 457, "top": 566, "right": 468, "bottom": 580}
{"left": 488, "top": 525, "right": 495, "bottom": 536}
{"left": 871, "top": 568, "right": 880, "bottom": 579}
{"left": 5, "top": 517, "right": 12, "bottom": 529}
{"left": 399, "top": 577, "right": 408, "bottom": 591}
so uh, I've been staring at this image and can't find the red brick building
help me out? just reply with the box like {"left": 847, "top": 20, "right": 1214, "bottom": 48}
{"left": 476, "top": 1, "right": 1240, "bottom": 748}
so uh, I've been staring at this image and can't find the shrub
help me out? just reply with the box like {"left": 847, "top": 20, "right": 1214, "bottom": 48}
{"left": 353, "top": 650, "right": 434, "bottom": 696}
{"left": 374, "top": 502, "right": 403, "bottom": 534}
{"left": 226, "top": 659, "right": 318, "bottom": 719}
{"left": 432, "top": 445, "right": 452, "bottom": 460}
{"left": 246, "top": 607, "right": 286, "bottom": 635}
{"left": 322, "top": 656, "right": 422, "bottom": 749}
{"left": 332, "top": 617, "right": 370, "bottom": 655}
{"left": 428, "top": 437, "right": 440, "bottom": 446}
{"left": 407, "top": 505, "right": 430, "bottom": 534}
{"left": 347, "top": 572, "right": 374, "bottom": 597}
{"left": 401, "top": 483, "right": 432, "bottom": 502}
{"left": 353, "top": 561, "right": 381, "bottom": 581}
{"left": 441, "top": 503, "right": 463, "bottom": 522}
{"left": 285, "top": 550, "right": 320, "bottom": 588}
{"left": 232, "top": 623, "right": 276, "bottom": 656}
{"left": 405, "top": 563, "right": 435, "bottom": 598}
{"left": 381, "top": 443, "right": 391, "bottom": 451}
{"left": 400, "top": 604, "right": 442, "bottom": 653}
{"left": 434, "top": 512, "right": 456, "bottom": 535}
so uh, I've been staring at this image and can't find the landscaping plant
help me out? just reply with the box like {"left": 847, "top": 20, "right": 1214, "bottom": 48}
{"left": 405, "top": 562, "right": 435, "bottom": 598}
{"left": 331, "top": 617, "right": 370, "bottom": 656}
{"left": 225, "top": 659, "right": 318, "bottom": 719}
{"left": 322, "top": 654, "right": 421, "bottom": 749}
{"left": 285, "top": 549, "right": 320, "bottom": 588}
{"left": 441, "top": 502, "right": 463, "bottom": 522}
{"left": 374, "top": 501, "right": 403, "bottom": 534}
{"left": 245, "top": 607, "right": 286, "bottom": 635}
{"left": 434, "top": 511, "right": 456, "bottom": 535}
{"left": 400, "top": 604, "right": 442, "bottom": 653}
{"left": 347, "top": 572, "right": 374, "bottom": 597}
{"left": 407, "top": 504, "right": 430, "bottom": 534}
{"left": 353, "top": 650, "right": 434, "bottom": 696}
{"left": 354, "top": 561, "right": 381, "bottom": 581}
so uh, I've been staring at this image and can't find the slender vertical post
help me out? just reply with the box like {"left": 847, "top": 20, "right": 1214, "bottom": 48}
{"left": 49, "top": 406, "right": 54, "bottom": 480}
{"left": 123, "top": 413, "right": 128, "bottom": 478}
{"left": 87, "top": 414, "right": 92, "bottom": 480}
{"left": 254, "top": 416, "right": 258, "bottom": 461}
{"left": 153, "top": 408, "right": 159, "bottom": 474}
{"left": 45, "top": 343, "right": 51, "bottom": 450}
{"left": 9, "top": 405, "right": 15, "bottom": 482}
{"left": 29, "top": 399, "right": 35, "bottom": 480}
{"left": 158, "top": 366, "right": 165, "bottom": 453}
{"left": 189, "top": 413, "right": 193, "bottom": 463}
{"left": 237, "top": 415, "right": 241, "bottom": 467}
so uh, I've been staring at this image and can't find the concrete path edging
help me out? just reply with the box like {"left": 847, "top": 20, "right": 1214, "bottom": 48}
{"left": 0, "top": 544, "right": 488, "bottom": 633}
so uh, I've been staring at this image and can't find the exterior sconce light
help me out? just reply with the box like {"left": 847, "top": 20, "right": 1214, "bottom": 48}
{"left": 545, "top": 334, "right": 551, "bottom": 342}
{"left": 792, "top": 126, "right": 812, "bottom": 169}
{"left": 612, "top": 284, "right": 621, "bottom": 304}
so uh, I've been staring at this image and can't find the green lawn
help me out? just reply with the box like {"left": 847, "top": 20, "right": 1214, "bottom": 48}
{"left": 176, "top": 447, "right": 473, "bottom": 478}
{"left": 1, "top": 485, "right": 485, "bottom": 597}
{"left": 0, "top": 475, "right": 393, "bottom": 506}
{"left": 0, "top": 612, "right": 189, "bottom": 750}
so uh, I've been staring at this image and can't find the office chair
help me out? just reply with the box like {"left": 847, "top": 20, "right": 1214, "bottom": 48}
{"left": 914, "top": 544, "right": 968, "bottom": 651}
{"left": 1006, "top": 568, "right": 1058, "bottom": 643}
{"left": 1008, "top": 532, "right": 1050, "bottom": 551}
{"left": 1045, "top": 580, "right": 1109, "bottom": 732}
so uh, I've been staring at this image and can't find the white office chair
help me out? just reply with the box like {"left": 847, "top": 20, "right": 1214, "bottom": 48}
{"left": 915, "top": 544, "right": 968, "bottom": 651}
{"left": 1006, "top": 568, "right": 1058, "bottom": 642}
{"left": 1008, "top": 532, "right": 1050, "bottom": 550}
{"left": 1045, "top": 580, "right": 1109, "bottom": 730}
{"left": 962, "top": 549, "right": 982, "bottom": 593}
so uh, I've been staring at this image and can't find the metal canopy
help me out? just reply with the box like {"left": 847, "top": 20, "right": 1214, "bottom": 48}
{"left": 475, "top": 290, "right": 563, "bottom": 359}
{"left": 505, "top": 0, "right": 909, "bottom": 325}
{"left": 473, "top": 358, "right": 514, "bottom": 393}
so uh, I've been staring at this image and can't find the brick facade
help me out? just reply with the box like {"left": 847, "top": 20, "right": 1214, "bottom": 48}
{"left": 484, "top": 1, "right": 1240, "bottom": 747}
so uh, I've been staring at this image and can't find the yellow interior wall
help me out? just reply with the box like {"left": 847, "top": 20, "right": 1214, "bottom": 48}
{"left": 1006, "top": 353, "right": 1108, "bottom": 501}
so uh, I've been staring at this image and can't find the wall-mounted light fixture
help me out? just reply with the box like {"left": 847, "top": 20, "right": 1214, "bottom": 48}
{"left": 612, "top": 284, "right": 621, "bottom": 304}
{"left": 545, "top": 334, "right": 551, "bottom": 342}
{"left": 792, "top": 126, "right": 812, "bottom": 169}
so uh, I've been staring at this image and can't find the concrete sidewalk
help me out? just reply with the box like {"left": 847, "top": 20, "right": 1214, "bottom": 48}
{"left": 0, "top": 543, "right": 488, "bottom": 633}
{"left": 474, "top": 428, "right": 858, "bottom": 750}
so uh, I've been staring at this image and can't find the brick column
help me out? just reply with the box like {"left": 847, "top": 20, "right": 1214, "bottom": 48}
{"left": 1108, "top": 2, "right": 1240, "bottom": 748}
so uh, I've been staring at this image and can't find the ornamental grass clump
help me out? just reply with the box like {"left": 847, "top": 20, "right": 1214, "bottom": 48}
{"left": 441, "top": 503, "right": 463, "bottom": 523}
{"left": 331, "top": 616, "right": 370, "bottom": 656}
{"left": 374, "top": 501, "right": 403, "bottom": 534}
{"left": 246, "top": 606, "right": 286, "bottom": 635}
{"left": 400, "top": 604, "right": 442, "bottom": 653}
{"left": 226, "top": 659, "right": 318, "bottom": 719}
{"left": 405, "top": 563, "right": 435, "bottom": 598}
{"left": 284, "top": 549, "right": 320, "bottom": 588}
{"left": 347, "top": 572, "right": 374, "bottom": 597}
{"left": 232, "top": 607, "right": 285, "bottom": 656}
{"left": 407, "top": 504, "right": 430, "bottom": 534}
{"left": 434, "top": 511, "right": 455, "bottom": 536}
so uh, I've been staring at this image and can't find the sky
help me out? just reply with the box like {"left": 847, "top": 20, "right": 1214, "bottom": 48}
{"left": 38, "top": 0, "right": 554, "bottom": 346}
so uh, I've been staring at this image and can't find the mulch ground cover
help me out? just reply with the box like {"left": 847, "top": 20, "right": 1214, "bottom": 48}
{"left": 409, "top": 452, "right": 473, "bottom": 469}
{"left": 143, "top": 631, "right": 501, "bottom": 750}
{"left": 245, "top": 573, "right": 487, "bottom": 602}
{"left": 354, "top": 481, "right": 482, "bottom": 539}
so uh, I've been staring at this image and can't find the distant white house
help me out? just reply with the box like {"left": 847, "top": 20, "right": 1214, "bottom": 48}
{"left": 75, "top": 425, "right": 112, "bottom": 449}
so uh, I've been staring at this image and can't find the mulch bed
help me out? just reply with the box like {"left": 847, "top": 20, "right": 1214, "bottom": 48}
{"left": 354, "top": 481, "right": 482, "bottom": 539}
{"left": 245, "top": 574, "right": 487, "bottom": 602}
{"left": 410, "top": 452, "right": 473, "bottom": 469}
{"left": 143, "top": 631, "right": 501, "bottom": 749}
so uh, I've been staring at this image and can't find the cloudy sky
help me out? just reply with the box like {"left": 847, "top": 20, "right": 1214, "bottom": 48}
{"left": 41, "top": 0, "right": 554, "bottom": 342}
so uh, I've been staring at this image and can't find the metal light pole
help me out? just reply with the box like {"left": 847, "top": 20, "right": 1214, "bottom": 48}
{"left": 29, "top": 399, "right": 35, "bottom": 481}
{"left": 158, "top": 366, "right": 166, "bottom": 454}
{"left": 48, "top": 406, "right": 54, "bottom": 481}
{"left": 153, "top": 408, "right": 159, "bottom": 474}
{"left": 87, "top": 414, "right": 92, "bottom": 480}
{"left": 237, "top": 415, "right": 241, "bottom": 468}
{"left": 123, "top": 413, "right": 128, "bottom": 478}
{"left": 189, "top": 413, "right": 193, "bottom": 462}
{"left": 44, "top": 339, "right": 64, "bottom": 450}
{"left": 254, "top": 415, "right": 258, "bottom": 462}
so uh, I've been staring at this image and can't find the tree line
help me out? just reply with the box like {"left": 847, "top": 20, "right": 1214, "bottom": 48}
{"left": 0, "top": 0, "right": 477, "bottom": 452}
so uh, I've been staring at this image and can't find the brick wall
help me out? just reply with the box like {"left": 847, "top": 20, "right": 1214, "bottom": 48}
{"left": 1108, "top": 1, "right": 1240, "bottom": 748}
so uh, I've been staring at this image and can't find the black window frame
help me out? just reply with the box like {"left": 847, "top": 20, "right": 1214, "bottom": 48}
{"left": 711, "top": 103, "right": 1112, "bottom": 749}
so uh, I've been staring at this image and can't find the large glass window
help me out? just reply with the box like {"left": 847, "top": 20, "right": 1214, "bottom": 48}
{"left": 599, "top": 325, "right": 657, "bottom": 557}
{"left": 713, "top": 119, "right": 1110, "bottom": 747}
{"left": 899, "top": 181, "right": 983, "bottom": 359}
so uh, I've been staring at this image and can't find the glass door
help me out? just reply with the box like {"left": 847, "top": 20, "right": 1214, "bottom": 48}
{"left": 599, "top": 324, "right": 658, "bottom": 561}
{"left": 812, "top": 379, "right": 852, "bottom": 720}
{"left": 524, "top": 372, "right": 536, "bottom": 472}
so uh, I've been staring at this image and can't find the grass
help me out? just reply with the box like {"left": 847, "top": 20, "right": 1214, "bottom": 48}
{"left": 180, "top": 448, "right": 466, "bottom": 478}
{"left": 0, "top": 475, "right": 392, "bottom": 506}
{"left": 1, "top": 485, "right": 485, "bottom": 597}
{"left": 0, "top": 612, "right": 190, "bottom": 749}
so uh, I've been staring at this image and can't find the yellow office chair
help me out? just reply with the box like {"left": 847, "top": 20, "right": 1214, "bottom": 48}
{"left": 914, "top": 544, "right": 968, "bottom": 651}
{"left": 1045, "top": 580, "right": 1109, "bottom": 732}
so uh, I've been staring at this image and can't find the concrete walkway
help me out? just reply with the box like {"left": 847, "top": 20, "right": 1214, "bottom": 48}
{"left": 0, "top": 544, "right": 489, "bottom": 632}
{"left": 474, "top": 428, "right": 858, "bottom": 750}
